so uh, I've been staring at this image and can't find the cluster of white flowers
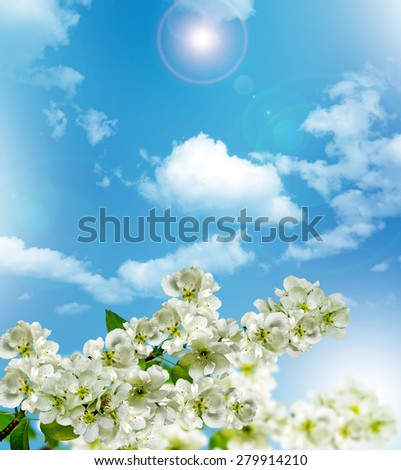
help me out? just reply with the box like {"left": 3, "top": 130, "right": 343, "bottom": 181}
{"left": 210, "top": 359, "right": 396, "bottom": 450}
{"left": 0, "top": 267, "right": 357, "bottom": 450}
{"left": 213, "top": 355, "right": 288, "bottom": 450}
{"left": 243, "top": 275, "right": 350, "bottom": 360}
{"left": 284, "top": 380, "right": 397, "bottom": 449}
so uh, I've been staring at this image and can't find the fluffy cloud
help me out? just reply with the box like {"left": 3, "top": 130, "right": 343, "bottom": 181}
{"left": 112, "top": 168, "right": 135, "bottom": 187}
{"left": 43, "top": 101, "right": 68, "bottom": 140}
{"left": 18, "top": 293, "right": 32, "bottom": 302}
{"left": 0, "top": 236, "right": 133, "bottom": 304}
{"left": 68, "top": 0, "right": 92, "bottom": 6}
{"left": 0, "top": 1, "right": 78, "bottom": 70}
{"left": 139, "top": 149, "right": 161, "bottom": 166}
{"left": 54, "top": 302, "right": 92, "bottom": 315}
{"left": 275, "top": 67, "right": 387, "bottom": 197}
{"left": 139, "top": 133, "right": 298, "bottom": 221}
{"left": 371, "top": 262, "right": 390, "bottom": 273}
{"left": 118, "top": 236, "right": 254, "bottom": 295}
{"left": 96, "top": 176, "right": 111, "bottom": 189}
{"left": 179, "top": 0, "right": 255, "bottom": 22}
{"left": 93, "top": 163, "right": 134, "bottom": 188}
{"left": 278, "top": 66, "right": 401, "bottom": 260}
{"left": 0, "top": 0, "right": 87, "bottom": 92}
{"left": 0, "top": 236, "right": 253, "bottom": 304}
{"left": 285, "top": 222, "right": 377, "bottom": 261}
{"left": 31, "top": 65, "right": 84, "bottom": 96}
{"left": 76, "top": 108, "right": 118, "bottom": 145}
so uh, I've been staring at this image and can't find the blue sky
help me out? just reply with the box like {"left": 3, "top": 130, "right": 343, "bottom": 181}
{"left": 1, "top": 0, "right": 401, "bottom": 448}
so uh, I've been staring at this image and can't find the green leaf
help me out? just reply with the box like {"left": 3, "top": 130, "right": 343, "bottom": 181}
{"left": 144, "top": 359, "right": 161, "bottom": 370}
{"left": 152, "top": 346, "right": 164, "bottom": 358}
{"left": 28, "top": 421, "right": 38, "bottom": 439}
{"left": 40, "top": 421, "right": 78, "bottom": 441}
{"left": 142, "top": 359, "right": 173, "bottom": 377}
{"left": 177, "top": 353, "right": 196, "bottom": 367}
{"left": 0, "top": 413, "right": 13, "bottom": 430}
{"left": 10, "top": 419, "right": 30, "bottom": 450}
{"left": 105, "top": 309, "right": 127, "bottom": 333}
{"left": 46, "top": 438, "right": 61, "bottom": 450}
{"left": 160, "top": 362, "right": 172, "bottom": 374}
{"left": 171, "top": 364, "right": 192, "bottom": 384}
{"left": 170, "top": 353, "right": 196, "bottom": 384}
{"left": 209, "top": 430, "right": 235, "bottom": 450}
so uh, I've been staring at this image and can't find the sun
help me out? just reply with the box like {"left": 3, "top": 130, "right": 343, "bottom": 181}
{"left": 157, "top": 2, "right": 248, "bottom": 84}
{"left": 187, "top": 24, "right": 221, "bottom": 55}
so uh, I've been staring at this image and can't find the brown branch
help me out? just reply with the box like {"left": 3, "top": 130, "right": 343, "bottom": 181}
{"left": 0, "top": 418, "right": 20, "bottom": 442}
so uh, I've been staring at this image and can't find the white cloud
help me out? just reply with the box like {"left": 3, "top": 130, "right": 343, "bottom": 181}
{"left": 179, "top": 0, "right": 255, "bottom": 22}
{"left": 0, "top": 0, "right": 87, "bottom": 93}
{"left": 18, "top": 292, "right": 32, "bottom": 301}
{"left": 278, "top": 66, "right": 401, "bottom": 260}
{"left": 94, "top": 163, "right": 111, "bottom": 188}
{"left": 0, "top": 236, "right": 133, "bottom": 304}
{"left": 93, "top": 163, "right": 134, "bottom": 188}
{"left": 76, "top": 108, "right": 118, "bottom": 145}
{"left": 275, "top": 67, "right": 387, "bottom": 198}
{"left": 139, "top": 133, "right": 298, "bottom": 221}
{"left": 54, "top": 302, "right": 92, "bottom": 315}
{"left": 139, "top": 148, "right": 161, "bottom": 166}
{"left": 0, "top": 236, "right": 253, "bottom": 303}
{"left": 43, "top": 101, "right": 68, "bottom": 140}
{"left": 0, "top": 1, "right": 78, "bottom": 70}
{"left": 371, "top": 262, "right": 390, "bottom": 273}
{"left": 96, "top": 176, "right": 111, "bottom": 188}
{"left": 285, "top": 222, "right": 377, "bottom": 261}
{"left": 31, "top": 65, "right": 84, "bottom": 96}
{"left": 118, "top": 236, "right": 255, "bottom": 296}
{"left": 67, "top": 0, "right": 92, "bottom": 6}
{"left": 112, "top": 168, "right": 135, "bottom": 187}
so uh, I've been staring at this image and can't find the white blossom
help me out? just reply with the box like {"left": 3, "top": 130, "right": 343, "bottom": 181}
{"left": 241, "top": 311, "right": 289, "bottom": 360}
{"left": 63, "top": 360, "right": 109, "bottom": 405}
{"left": 287, "top": 311, "right": 322, "bottom": 357}
{"left": 162, "top": 267, "right": 221, "bottom": 309}
{"left": 176, "top": 378, "right": 226, "bottom": 430}
{"left": 319, "top": 294, "right": 350, "bottom": 339}
{"left": 156, "top": 423, "right": 208, "bottom": 450}
{"left": 153, "top": 299, "right": 191, "bottom": 357}
{"left": 188, "top": 332, "right": 233, "bottom": 379}
{"left": 70, "top": 406, "right": 114, "bottom": 443}
{"left": 0, "top": 270, "right": 363, "bottom": 451}
{"left": 126, "top": 364, "right": 169, "bottom": 413}
{"left": 83, "top": 329, "right": 135, "bottom": 371}
{"left": 0, "top": 320, "right": 58, "bottom": 359}
{"left": 36, "top": 379, "right": 80, "bottom": 425}
{"left": 0, "top": 359, "right": 56, "bottom": 411}
{"left": 224, "top": 388, "right": 258, "bottom": 429}
{"left": 283, "top": 380, "right": 397, "bottom": 450}
{"left": 286, "top": 402, "right": 338, "bottom": 449}
{"left": 124, "top": 318, "right": 163, "bottom": 358}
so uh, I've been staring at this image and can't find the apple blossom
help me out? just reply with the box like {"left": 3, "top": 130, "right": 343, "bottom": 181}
{"left": 1, "top": 267, "right": 391, "bottom": 453}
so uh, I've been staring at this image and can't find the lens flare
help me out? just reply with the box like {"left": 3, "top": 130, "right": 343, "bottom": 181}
{"left": 187, "top": 24, "right": 220, "bottom": 55}
{"left": 157, "top": 2, "right": 248, "bottom": 85}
